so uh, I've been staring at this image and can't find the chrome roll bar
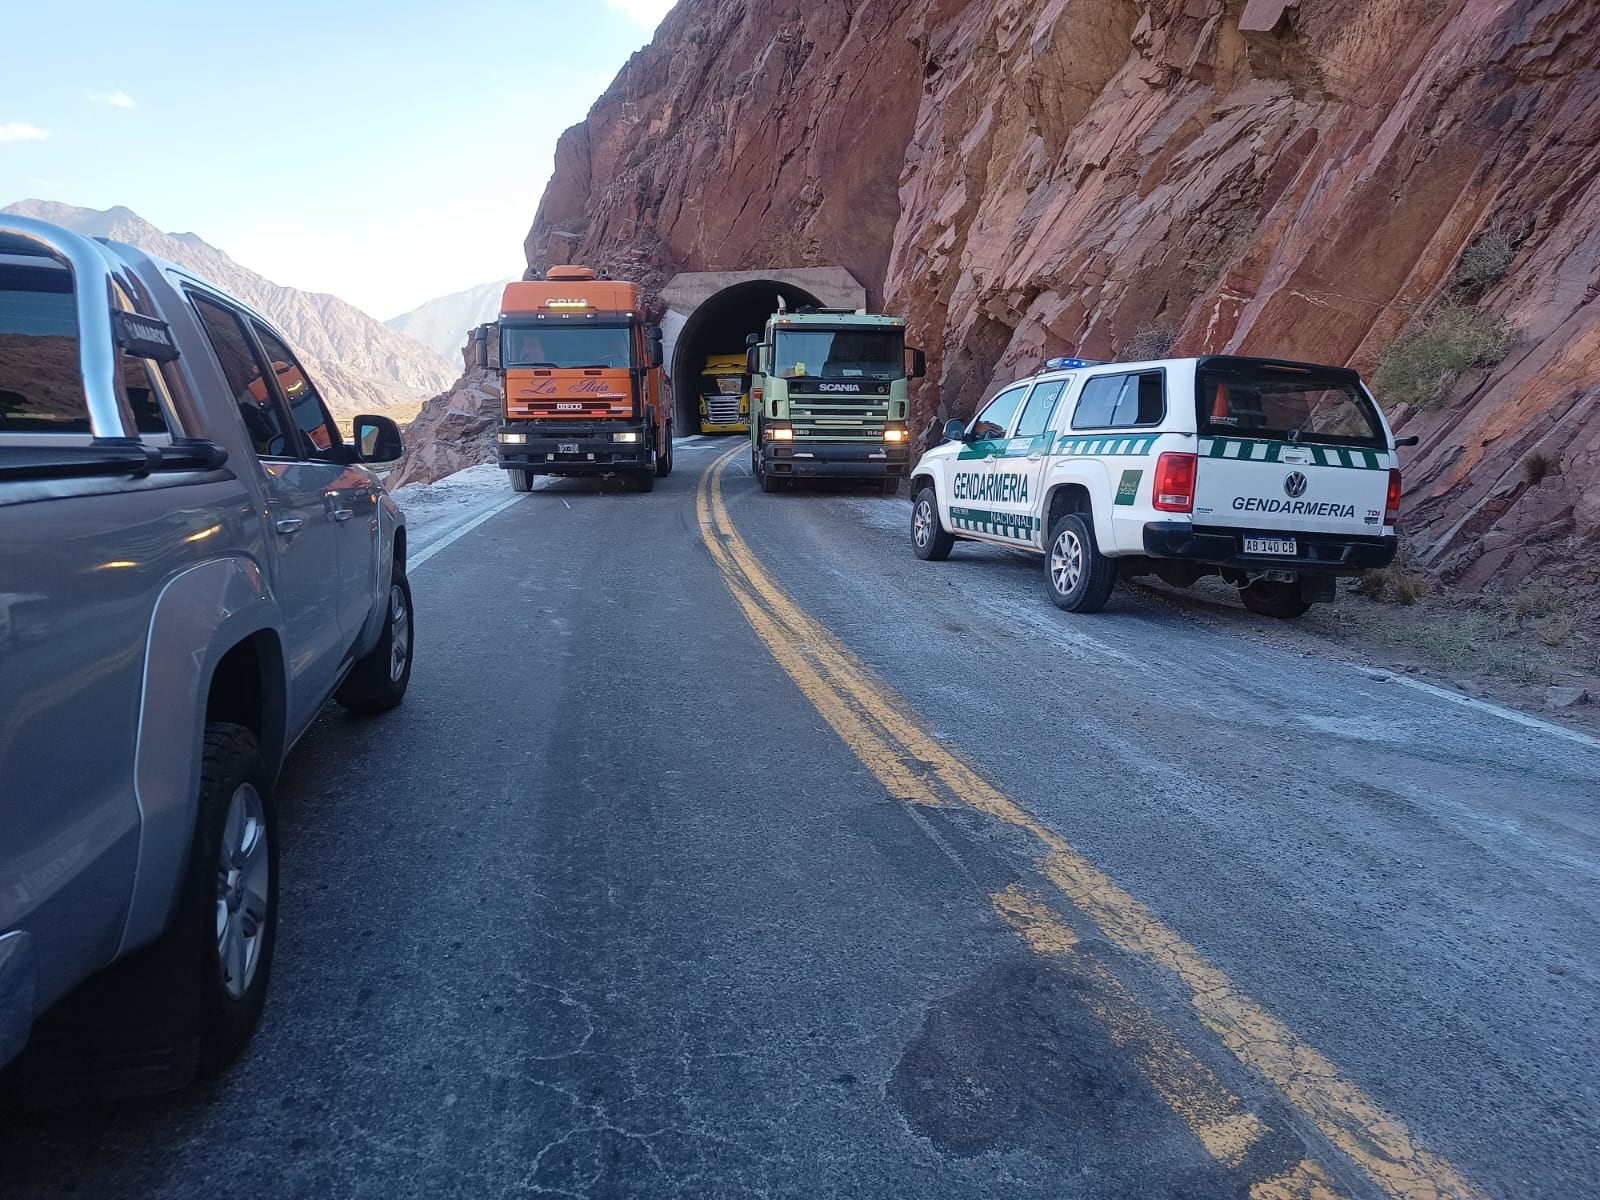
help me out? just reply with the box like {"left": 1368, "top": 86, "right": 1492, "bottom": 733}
{"left": 0, "top": 215, "right": 130, "bottom": 441}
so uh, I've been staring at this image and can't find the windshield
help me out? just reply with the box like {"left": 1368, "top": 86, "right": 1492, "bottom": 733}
{"left": 701, "top": 372, "right": 745, "bottom": 397}
{"left": 502, "top": 325, "right": 633, "bottom": 369}
{"left": 773, "top": 329, "right": 904, "bottom": 380}
{"left": 1197, "top": 361, "right": 1384, "bottom": 448}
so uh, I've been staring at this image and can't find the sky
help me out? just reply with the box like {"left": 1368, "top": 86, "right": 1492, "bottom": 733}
{"left": 0, "top": 0, "right": 678, "bottom": 318}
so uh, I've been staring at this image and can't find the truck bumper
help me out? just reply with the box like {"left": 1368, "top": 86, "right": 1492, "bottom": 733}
{"left": 0, "top": 930, "right": 36, "bottom": 1070}
{"left": 497, "top": 424, "right": 652, "bottom": 475}
{"left": 761, "top": 442, "right": 910, "bottom": 479}
{"left": 1142, "top": 522, "right": 1398, "bottom": 575}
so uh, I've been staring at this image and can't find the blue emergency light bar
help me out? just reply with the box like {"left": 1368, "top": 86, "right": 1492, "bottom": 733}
{"left": 1043, "top": 356, "right": 1103, "bottom": 370}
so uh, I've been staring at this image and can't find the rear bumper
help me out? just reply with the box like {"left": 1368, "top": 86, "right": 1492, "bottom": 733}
{"left": 1142, "top": 522, "right": 1397, "bottom": 574}
{"left": 497, "top": 423, "right": 651, "bottom": 474}
{"left": 0, "top": 930, "right": 36, "bottom": 1070}
{"left": 761, "top": 442, "right": 910, "bottom": 479}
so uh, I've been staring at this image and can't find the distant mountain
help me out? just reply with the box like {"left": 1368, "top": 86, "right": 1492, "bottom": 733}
{"left": 2, "top": 199, "right": 456, "bottom": 423}
{"left": 386, "top": 278, "right": 513, "bottom": 363}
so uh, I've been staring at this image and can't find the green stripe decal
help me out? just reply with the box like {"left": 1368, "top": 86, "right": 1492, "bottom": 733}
{"left": 949, "top": 506, "right": 1041, "bottom": 542}
{"left": 1198, "top": 437, "right": 1388, "bottom": 470}
{"left": 1057, "top": 434, "right": 1158, "bottom": 456}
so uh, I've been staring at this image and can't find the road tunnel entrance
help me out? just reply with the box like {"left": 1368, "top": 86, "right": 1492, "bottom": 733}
{"left": 659, "top": 268, "right": 867, "bottom": 436}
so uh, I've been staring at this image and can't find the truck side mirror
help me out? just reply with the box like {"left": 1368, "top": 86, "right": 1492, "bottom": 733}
{"left": 649, "top": 337, "right": 664, "bottom": 368}
{"left": 909, "top": 348, "right": 927, "bottom": 379}
{"left": 473, "top": 325, "right": 490, "bottom": 370}
{"left": 746, "top": 346, "right": 760, "bottom": 375}
{"left": 354, "top": 414, "right": 404, "bottom": 462}
{"left": 943, "top": 418, "right": 967, "bottom": 443}
{"left": 745, "top": 332, "right": 761, "bottom": 347}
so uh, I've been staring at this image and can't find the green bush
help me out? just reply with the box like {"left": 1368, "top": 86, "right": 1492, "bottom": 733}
{"left": 1456, "top": 226, "right": 1518, "bottom": 292}
{"left": 1523, "top": 450, "right": 1552, "bottom": 486}
{"left": 1373, "top": 303, "right": 1519, "bottom": 410}
{"left": 1125, "top": 324, "right": 1177, "bottom": 360}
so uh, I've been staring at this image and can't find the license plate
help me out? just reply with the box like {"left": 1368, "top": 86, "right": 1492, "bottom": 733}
{"left": 1244, "top": 536, "right": 1297, "bottom": 556}
{"left": 557, "top": 442, "right": 579, "bottom": 454}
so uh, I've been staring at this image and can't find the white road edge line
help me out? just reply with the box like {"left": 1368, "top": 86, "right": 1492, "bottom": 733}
{"left": 409, "top": 494, "right": 524, "bottom": 572}
{"left": 1377, "top": 670, "right": 1600, "bottom": 752}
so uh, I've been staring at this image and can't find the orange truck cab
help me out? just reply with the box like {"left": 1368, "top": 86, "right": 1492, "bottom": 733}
{"left": 476, "top": 267, "right": 671, "bottom": 493}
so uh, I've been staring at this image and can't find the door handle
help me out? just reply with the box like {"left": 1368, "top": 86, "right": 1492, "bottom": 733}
{"left": 331, "top": 508, "right": 355, "bottom": 522}
{"left": 275, "top": 516, "right": 305, "bottom": 535}
{"left": 1027, "top": 453, "right": 1043, "bottom": 461}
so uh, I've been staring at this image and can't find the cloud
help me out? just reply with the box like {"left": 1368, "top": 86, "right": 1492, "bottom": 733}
{"left": 91, "top": 90, "right": 136, "bottom": 109}
{"left": 604, "top": 0, "right": 675, "bottom": 26}
{"left": 0, "top": 123, "right": 52, "bottom": 144}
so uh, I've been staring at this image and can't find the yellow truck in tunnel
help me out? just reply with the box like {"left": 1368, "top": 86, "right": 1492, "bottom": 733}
{"left": 698, "top": 353, "right": 751, "bottom": 434}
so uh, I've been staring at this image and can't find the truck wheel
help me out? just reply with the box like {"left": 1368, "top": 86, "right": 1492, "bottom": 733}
{"left": 191, "top": 723, "right": 279, "bottom": 1073}
{"left": 1239, "top": 579, "right": 1312, "bottom": 619}
{"left": 632, "top": 466, "right": 656, "bottom": 493}
{"left": 8, "top": 723, "right": 278, "bottom": 1102}
{"left": 1044, "top": 512, "right": 1117, "bottom": 613}
{"left": 510, "top": 469, "right": 533, "bottom": 493}
{"left": 656, "top": 425, "right": 674, "bottom": 477}
{"left": 759, "top": 462, "right": 782, "bottom": 493}
{"left": 336, "top": 566, "right": 414, "bottom": 713}
{"left": 911, "top": 487, "right": 954, "bottom": 561}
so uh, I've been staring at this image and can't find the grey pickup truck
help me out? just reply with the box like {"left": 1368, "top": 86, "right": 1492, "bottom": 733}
{"left": 0, "top": 216, "right": 412, "bottom": 1102}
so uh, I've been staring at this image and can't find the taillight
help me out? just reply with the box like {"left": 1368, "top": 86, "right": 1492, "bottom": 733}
{"left": 1153, "top": 452, "right": 1197, "bottom": 513}
{"left": 1386, "top": 468, "right": 1402, "bottom": 525}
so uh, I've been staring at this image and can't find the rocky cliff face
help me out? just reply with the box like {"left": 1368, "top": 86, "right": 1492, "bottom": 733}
{"left": 3, "top": 200, "right": 457, "bottom": 424}
{"left": 420, "top": 0, "right": 1600, "bottom": 604}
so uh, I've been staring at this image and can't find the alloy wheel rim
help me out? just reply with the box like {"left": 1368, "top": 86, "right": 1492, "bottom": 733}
{"left": 389, "top": 583, "right": 410, "bottom": 682}
{"left": 913, "top": 499, "right": 933, "bottom": 547}
{"left": 215, "top": 783, "right": 269, "bottom": 1000}
{"left": 1050, "top": 529, "right": 1084, "bottom": 594}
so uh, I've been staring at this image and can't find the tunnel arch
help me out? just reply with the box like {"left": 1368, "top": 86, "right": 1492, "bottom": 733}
{"left": 668, "top": 279, "right": 824, "bottom": 435}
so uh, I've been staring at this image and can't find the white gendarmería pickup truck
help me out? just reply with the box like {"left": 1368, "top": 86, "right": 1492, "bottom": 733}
{"left": 907, "top": 355, "right": 1410, "bottom": 619}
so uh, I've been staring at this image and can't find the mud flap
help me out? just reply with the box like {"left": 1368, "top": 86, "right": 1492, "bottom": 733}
{"left": 1300, "top": 575, "right": 1337, "bottom": 604}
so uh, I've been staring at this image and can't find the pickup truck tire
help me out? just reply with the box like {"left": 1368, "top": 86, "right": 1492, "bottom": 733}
{"left": 656, "top": 425, "right": 674, "bottom": 478}
{"left": 336, "top": 568, "right": 414, "bottom": 713}
{"left": 1239, "top": 579, "right": 1312, "bottom": 619}
{"left": 191, "top": 722, "right": 279, "bottom": 1074}
{"left": 510, "top": 469, "right": 534, "bottom": 493}
{"left": 1045, "top": 512, "right": 1117, "bottom": 613}
{"left": 911, "top": 487, "right": 954, "bottom": 561}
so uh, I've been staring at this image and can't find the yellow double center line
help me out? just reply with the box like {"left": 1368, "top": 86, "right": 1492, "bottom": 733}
{"left": 696, "top": 446, "right": 1487, "bottom": 1200}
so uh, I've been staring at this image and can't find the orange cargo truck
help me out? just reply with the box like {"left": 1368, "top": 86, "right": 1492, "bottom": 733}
{"left": 475, "top": 266, "right": 671, "bottom": 492}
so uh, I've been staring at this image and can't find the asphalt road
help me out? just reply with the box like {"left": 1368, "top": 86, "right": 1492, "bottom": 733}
{"left": 2, "top": 438, "right": 1595, "bottom": 1199}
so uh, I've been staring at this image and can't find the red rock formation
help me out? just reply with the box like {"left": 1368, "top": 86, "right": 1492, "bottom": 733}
{"left": 422, "top": 0, "right": 1600, "bottom": 605}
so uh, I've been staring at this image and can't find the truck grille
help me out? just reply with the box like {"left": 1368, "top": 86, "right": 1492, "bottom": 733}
{"left": 704, "top": 394, "right": 743, "bottom": 425}
{"left": 789, "top": 401, "right": 889, "bottom": 442}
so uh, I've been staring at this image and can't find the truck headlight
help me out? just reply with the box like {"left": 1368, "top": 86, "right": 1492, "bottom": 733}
{"left": 499, "top": 432, "right": 528, "bottom": 445}
{"left": 769, "top": 426, "right": 794, "bottom": 441}
{"left": 612, "top": 431, "right": 641, "bottom": 443}
{"left": 883, "top": 427, "right": 907, "bottom": 443}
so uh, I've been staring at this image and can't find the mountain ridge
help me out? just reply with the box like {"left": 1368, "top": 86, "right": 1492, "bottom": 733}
{"left": 2, "top": 198, "right": 456, "bottom": 422}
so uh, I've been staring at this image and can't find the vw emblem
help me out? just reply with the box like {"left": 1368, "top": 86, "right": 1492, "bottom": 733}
{"left": 1283, "top": 471, "right": 1308, "bottom": 498}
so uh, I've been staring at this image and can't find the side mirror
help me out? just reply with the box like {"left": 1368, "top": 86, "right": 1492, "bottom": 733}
{"left": 1394, "top": 434, "right": 1420, "bottom": 447}
{"left": 353, "top": 414, "right": 404, "bottom": 463}
{"left": 745, "top": 332, "right": 761, "bottom": 347}
{"left": 908, "top": 347, "right": 927, "bottom": 379}
{"left": 746, "top": 346, "right": 761, "bottom": 375}
{"left": 649, "top": 338, "right": 664, "bottom": 368}
{"left": 473, "top": 325, "right": 490, "bottom": 370}
{"left": 943, "top": 418, "right": 967, "bottom": 443}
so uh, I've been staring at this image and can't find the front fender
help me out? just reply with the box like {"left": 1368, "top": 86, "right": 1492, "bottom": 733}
{"left": 118, "top": 558, "right": 288, "bottom": 955}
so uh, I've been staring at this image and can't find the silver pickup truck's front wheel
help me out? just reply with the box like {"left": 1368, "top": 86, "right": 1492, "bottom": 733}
{"left": 337, "top": 566, "right": 415, "bottom": 714}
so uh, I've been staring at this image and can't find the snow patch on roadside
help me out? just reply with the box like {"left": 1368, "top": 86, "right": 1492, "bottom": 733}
{"left": 389, "top": 463, "right": 529, "bottom": 549}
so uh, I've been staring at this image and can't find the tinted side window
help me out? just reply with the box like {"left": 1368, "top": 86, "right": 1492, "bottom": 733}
{"left": 1072, "top": 371, "right": 1165, "bottom": 430}
{"left": 1014, "top": 380, "right": 1065, "bottom": 439}
{"left": 970, "top": 385, "right": 1027, "bottom": 440}
{"left": 0, "top": 265, "right": 89, "bottom": 434}
{"left": 251, "top": 324, "right": 340, "bottom": 461}
{"left": 192, "top": 294, "right": 294, "bottom": 458}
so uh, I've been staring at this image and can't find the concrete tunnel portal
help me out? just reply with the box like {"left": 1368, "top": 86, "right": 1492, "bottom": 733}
{"left": 659, "top": 268, "right": 867, "bottom": 436}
